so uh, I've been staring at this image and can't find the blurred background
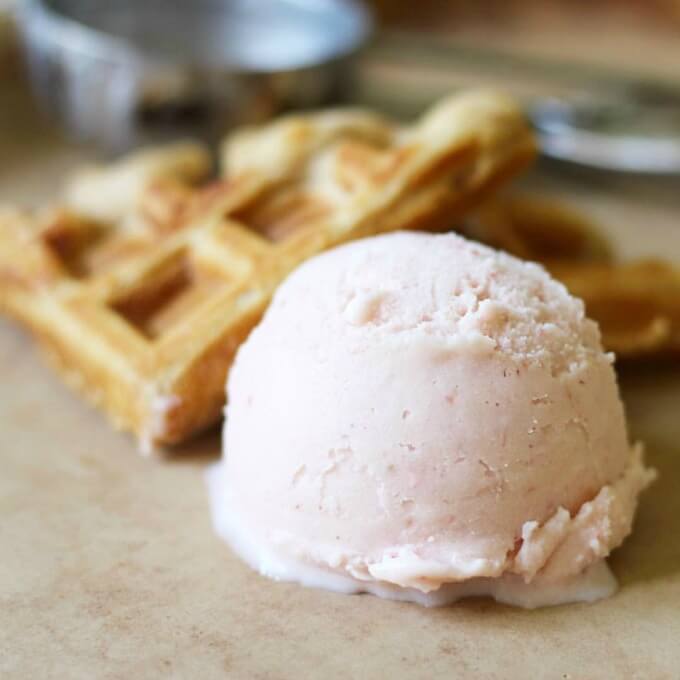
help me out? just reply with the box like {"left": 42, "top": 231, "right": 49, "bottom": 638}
{"left": 373, "top": 0, "right": 680, "bottom": 77}
{"left": 3, "top": 0, "right": 680, "bottom": 155}
{"left": 1, "top": 0, "right": 679, "bottom": 254}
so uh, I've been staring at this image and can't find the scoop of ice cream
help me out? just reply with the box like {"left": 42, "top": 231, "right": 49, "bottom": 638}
{"left": 210, "top": 232, "right": 655, "bottom": 607}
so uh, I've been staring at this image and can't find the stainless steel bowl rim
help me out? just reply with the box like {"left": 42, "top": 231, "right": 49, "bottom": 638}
{"left": 531, "top": 94, "right": 680, "bottom": 174}
{"left": 21, "top": 0, "right": 373, "bottom": 73}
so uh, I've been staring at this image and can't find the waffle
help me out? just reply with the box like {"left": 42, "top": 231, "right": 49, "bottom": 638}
{"left": 459, "top": 194, "right": 612, "bottom": 264}
{"left": 461, "top": 195, "right": 680, "bottom": 360}
{"left": 0, "top": 90, "right": 535, "bottom": 451}
{"left": 548, "top": 259, "right": 680, "bottom": 360}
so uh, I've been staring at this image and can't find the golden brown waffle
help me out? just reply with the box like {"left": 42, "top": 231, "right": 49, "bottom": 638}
{"left": 0, "top": 90, "right": 535, "bottom": 451}
{"left": 459, "top": 194, "right": 612, "bottom": 264}
{"left": 548, "top": 259, "right": 680, "bottom": 360}
{"left": 461, "top": 195, "right": 680, "bottom": 360}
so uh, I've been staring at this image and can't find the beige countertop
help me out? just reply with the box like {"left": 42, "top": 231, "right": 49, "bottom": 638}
{"left": 1, "top": 78, "right": 680, "bottom": 679}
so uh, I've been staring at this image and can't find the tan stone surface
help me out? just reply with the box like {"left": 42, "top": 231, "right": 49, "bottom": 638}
{"left": 1, "top": 78, "right": 680, "bottom": 680}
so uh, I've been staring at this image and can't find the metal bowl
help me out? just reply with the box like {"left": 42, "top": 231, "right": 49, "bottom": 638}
{"left": 19, "top": 0, "right": 372, "bottom": 152}
{"left": 531, "top": 87, "right": 680, "bottom": 175}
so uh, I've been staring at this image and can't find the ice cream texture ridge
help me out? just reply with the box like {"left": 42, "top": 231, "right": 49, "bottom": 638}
{"left": 209, "top": 232, "right": 656, "bottom": 608}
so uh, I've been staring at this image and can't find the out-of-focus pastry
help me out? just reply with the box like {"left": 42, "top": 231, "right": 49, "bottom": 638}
{"left": 459, "top": 194, "right": 612, "bottom": 264}
{"left": 0, "top": 90, "right": 535, "bottom": 450}
{"left": 549, "top": 259, "right": 680, "bottom": 359}
{"left": 461, "top": 195, "right": 680, "bottom": 359}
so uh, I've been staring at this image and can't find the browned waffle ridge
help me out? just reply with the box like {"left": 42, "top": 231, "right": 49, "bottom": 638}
{"left": 0, "top": 90, "right": 535, "bottom": 451}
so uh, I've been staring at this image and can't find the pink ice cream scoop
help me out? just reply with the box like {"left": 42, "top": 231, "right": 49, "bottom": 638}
{"left": 208, "top": 232, "right": 655, "bottom": 608}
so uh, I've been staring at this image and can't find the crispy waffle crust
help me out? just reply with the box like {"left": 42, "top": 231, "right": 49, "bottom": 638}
{"left": 548, "top": 260, "right": 680, "bottom": 360}
{"left": 459, "top": 195, "right": 680, "bottom": 360}
{"left": 0, "top": 90, "right": 535, "bottom": 451}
